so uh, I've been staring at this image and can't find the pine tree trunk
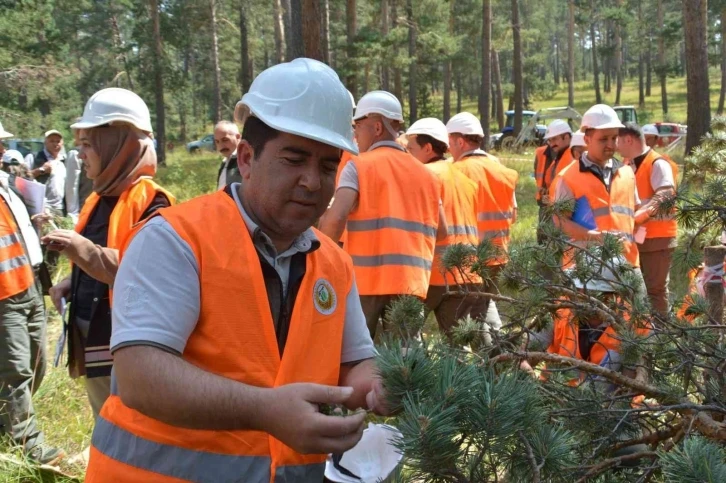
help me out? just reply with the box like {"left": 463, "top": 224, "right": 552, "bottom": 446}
{"left": 718, "top": 7, "right": 726, "bottom": 114}
{"left": 240, "top": 1, "right": 252, "bottom": 95}
{"left": 493, "top": 49, "right": 504, "bottom": 129}
{"left": 646, "top": 28, "right": 652, "bottom": 96}
{"left": 381, "top": 0, "right": 390, "bottom": 90}
{"left": 590, "top": 1, "right": 602, "bottom": 104}
{"left": 149, "top": 0, "right": 165, "bottom": 164}
{"left": 407, "top": 0, "right": 417, "bottom": 122}
{"left": 273, "top": 0, "right": 286, "bottom": 63}
{"left": 658, "top": 0, "right": 668, "bottom": 115}
{"left": 443, "top": 61, "right": 452, "bottom": 122}
{"left": 210, "top": 0, "right": 222, "bottom": 124}
{"left": 300, "top": 0, "right": 323, "bottom": 60}
{"left": 480, "top": 0, "right": 491, "bottom": 145}
{"left": 568, "top": 0, "right": 575, "bottom": 106}
{"left": 392, "top": 0, "right": 403, "bottom": 106}
{"left": 638, "top": 0, "right": 645, "bottom": 107}
{"left": 553, "top": 36, "right": 560, "bottom": 85}
{"left": 614, "top": 0, "right": 623, "bottom": 105}
{"left": 456, "top": 68, "right": 462, "bottom": 113}
{"left": 288, "top": 0, "right": 305, "bottom": 58}
{"left": 511, "top": 0, "right": 523, "bottom": 136}
{"left": 682, "top": 0, "right": 710, "bottom": 155}
{"left": 281, "top": 0, "right": 293, "bottom": 60}
{"left": 346, "top": 0, "right": 357, "bottom": 96}
{"left": 321, "top": 0, "right": 330, "bottom": 64}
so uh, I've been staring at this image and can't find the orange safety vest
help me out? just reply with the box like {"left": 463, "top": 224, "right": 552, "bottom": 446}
{"left": 455, "top": 154, "right": 518, "bottom": 265}
{"left": 75, "top": 178, "right": 175, "bottom": 300}
{"left": 334, "top": 151, "right": 356, "bottom": 248}
{"left": 346, "top": 145, "right": 440, "bottom": 298}
{"left": 425, "top": 160, "right": 481, "bottom": 286}
{"left": 0, "top": 200, "right": 34, "bottom": 300}
{"left": 559, "top": 160, "right": 640, "bottom": 267}
{"left": 535, "top": 147, "right": 574, "bottom": 203}
{"left": 634, "top": 149, "right": 678, "bottom": 239}
{"left": 86, "top": 190, "right": 352, "bottom": 483}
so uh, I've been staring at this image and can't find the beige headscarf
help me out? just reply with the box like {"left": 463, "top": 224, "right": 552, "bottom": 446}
{"left": 84, "top": 125, "right": 157, "bottom": 196}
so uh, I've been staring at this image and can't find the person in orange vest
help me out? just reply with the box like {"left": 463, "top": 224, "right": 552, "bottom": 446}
{"left": 446, "top": 112, "right": 518, "bottom": 331}
{"left": 41, "top": 88, "right": 174, "bottom": 421}
{"left": 552, "top": 105, "right": 651, "bottom": 297}
{"left": 569, "top": 130, "right": 587, "bottom": 161}
{"left": 534, "top": 120, "right": 573, "bottom": 243}
{"left": 617, "top": 123, "right": 678, "bottom": 316}
{"left": 319, "top": 91, "right": 447, "bottom": 338}
{"left": 405, "top": 118, "right": 485, "bottom": 334}
{"left": 84, "top": 59, "right": 388, "bottom": 483}
{"left": 0, "top": 143, "right": 65, "bottom": 465}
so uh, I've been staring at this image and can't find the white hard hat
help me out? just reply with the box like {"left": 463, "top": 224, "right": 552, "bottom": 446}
{"left": 580, "top": 104, "right": 625, "bottom": 131}
{"left": 72, "top": 88, "right": 153, "bottom": 133}
{"left": 353, "top": 90, "right": 404, "bottom": 122}
{"left": 235, "top": 58, "right": 358, "bottom": 154}
{"left": 44, "top": 129, "right": 63, "bottom": 139}
{"left": 544, "top": 119, "right": 573, "bottom": 140}
{"left": 348, "top": 90, "right": 356, "bottom": 109}
{"left": 0, "top": 122, "right": 13, "bottom": 140}
{"left": 642, "top": 124, "right": 659, "bottom": 136}
{"left": 2, "top": 149, "right": 24, "bottom": 165}
{"left": 406, "top": 118, "right": 449, "bottom": 147}
{"left": 570, "top": 131, "right": 586, "bottom": 148}
{"left": 446, "top": 112, "right": 484, "bottom": 137}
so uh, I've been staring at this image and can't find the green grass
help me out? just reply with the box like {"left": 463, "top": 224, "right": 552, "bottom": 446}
{"left": 0, "top": 72, "right": 705, "bottom": 480}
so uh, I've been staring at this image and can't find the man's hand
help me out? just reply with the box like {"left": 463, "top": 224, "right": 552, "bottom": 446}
{"left": 263, "top": 383, "right": 366, "bottom": 455}
{"left": 49, "top": 277, "right": 71, "bottom": 314}
{"left": 41, "top": 229, "right": 86, "bottom": 254}
{"left": 365, "top": 378, "right": 391, "bottom": 416}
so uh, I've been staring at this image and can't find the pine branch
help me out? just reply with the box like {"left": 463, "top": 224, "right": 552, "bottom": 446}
{"left": 611, "top": 423, "right": 685, "bottom": 452}
{"left": 574, "top": 451, "right": 658, "bottom": 483}
{"left": 517, "top": 430, "right": 542, "bottom": 483}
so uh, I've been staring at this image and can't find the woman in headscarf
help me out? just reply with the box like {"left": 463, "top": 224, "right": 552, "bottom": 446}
{"left": 43, "top": 88, "right": 174, "bottom": 418}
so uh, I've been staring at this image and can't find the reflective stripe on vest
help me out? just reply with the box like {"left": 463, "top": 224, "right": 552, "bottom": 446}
{"left": 561, "top": 162, "right": 639, "bottom": 267}
{"left": 346, "top": 147, "right": 440, "bottom": 297}
{"left": 634, "top": 149, "right": 678, "bottom": 239}
{"left": 86, "top": 191, "right": 350, "bottom": 483}
{"left": 425, "top": 160, "right": 481, "bottom": 286}
{"left": 0, "top": 199, "right": 34, "bottom": 300}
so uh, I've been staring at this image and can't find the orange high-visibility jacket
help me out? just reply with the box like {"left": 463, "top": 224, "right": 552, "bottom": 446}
{"left": 454, "top": 154, "right": 518, "bottom": 265}
{"left": 334, "top": 151, "right": 356, "bottom": 248}
{"left": 425, "top": 160, "right": 481, "bottom": 287}
{"left": 346, "top": 146, "right": 440, "bottom": 298}
{"left": 0, "top": 199, "right": 34, "bottom": 300}
{"left": 535, "top": 146, "right": 574, "bottom": 203}
{"left": 634, "top": 149, "right": 678, "bottom": 239}
{"left": 559, "top": 160, "right": 640, "bottom": 267}
{"left": 85, "top": 190, "right": 352, "bottom": 483}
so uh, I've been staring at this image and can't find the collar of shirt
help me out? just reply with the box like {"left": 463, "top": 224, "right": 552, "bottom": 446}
{"left": 461, "top": 148, "right": 488, "bottom": 158}
{"left": 632, "top": 148, "right": 651, "bottom": 172}
{"left": 368, "top": 140, "right": 406, "bottom": 152}
{"left": 229, "top": 182, "right": 320, "bottom": 260}
{"left": 580, "top": 153, "right": 613, "bottom": 175}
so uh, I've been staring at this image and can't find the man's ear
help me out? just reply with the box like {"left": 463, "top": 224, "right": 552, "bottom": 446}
{"left": 237, "top": 140, "right": 254, "bottom": 179}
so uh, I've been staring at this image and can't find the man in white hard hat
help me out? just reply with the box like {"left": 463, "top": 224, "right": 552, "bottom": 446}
{"left": 617, "top": 123, "right": 678, "bottom": 316}
{"left": 85, "top": 58, "right": 387, "bottom": 482}
{"left": 534, "top": 119, "right": 574, "bottom": 243}
{"left": 405, "top": 118, "right": 485, "bottom": 335}
{"left": 641, "top": 124, "right": 660, "bottom": 149}
{"left": 569, "top": 131, "right": 587, "bottom": 161}
{"left": 214, "top": 120, "right": 242, "bottom": 189}
{"left": 446, "top": 112, "right": 519, "bottom": 331}
{"left": 552, "top": 105, "right": 651, "bottom": 287}
{"left": 30, "top": 130, "right": 67, "bottom": 216}
{"left": 319, "top": 91, "right": 447, "bottom": 339}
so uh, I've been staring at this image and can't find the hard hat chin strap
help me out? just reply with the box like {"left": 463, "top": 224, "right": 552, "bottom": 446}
{"left": 381, "top": 117, "right": 400, "bottom": 140}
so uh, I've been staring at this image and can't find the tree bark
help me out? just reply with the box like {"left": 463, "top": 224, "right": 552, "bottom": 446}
{"left": 281, "top": 0, "right": 293, "bottom": 60}
{"left": 300, "top": 0, "right": 323, "bottom": 60}
{"left": 511, "top": 0, "right": 523, "bottom": 136}
{"left": 480, "top": 0, "right": 491, "bottom": 145}
{"left": 568, "top": 0, "right": 575, "bottom": 106}
{"left": 288, "top": 0, "right": 305, "bottom": 59}
{"left": 553, "top": 36, "right": 560, "bottom": 85}
{"left": 590, "top": 1, "right": 602, "bottom": 104}
{"left": 682, "top": 0, "right": 710, "bottom": 155}
{"left": 272, "top": 0, "right": 286, "bottom": 63}
{"left": 493, "top": 49, "right": 504, "bottom": 130}
{"left": 443, "top": 61, "right": 452, "bottom": 122}
{"left": 346, "top": 0, "right": 357, "bottom": 96}
{"left": 407, "top": 0, "right": 417, "bottom": 122}
{"left": 704, "top": 246, "right": 726, "bottom": 324}
{"left": 614, "top": 0, "right": 623, "bottom": 105}
{"left": 381, "top": 0, "right": 390, "bottom": 91}
{"left": 321, "top": 0, "right": 330, "bottom": 64}
{"left": 456, "top": 68, "right": 462, "bottom": 113}
{"left": 646, "top": 28, "right": 652, "bottom": 96}
{"left": 149, "top": 0, "right": 165, "bottom": 164}
{"left": 209, "top": 0, "right": 222, "bottom": 125}
{"left": 658, "top": 0, "right": 668, "bottom": 115}
{"left": 638, "top": 0, "right": 645, "bottom": 107}
{"left": 719, "top": 7, "right": 726, "bottom": 114}
{"left": 240, "top": 1, "right": 252, "bottom": 95}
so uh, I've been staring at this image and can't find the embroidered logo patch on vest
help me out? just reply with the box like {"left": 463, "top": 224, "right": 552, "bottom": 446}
{"left": 313, "top": 278, "right": 337, "bottom": 315}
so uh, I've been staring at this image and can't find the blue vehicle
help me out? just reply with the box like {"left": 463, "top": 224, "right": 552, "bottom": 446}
{"left": 490, "top": 110, "right": 546, "bottom": 149}
{"left": 490, "top": 107, "right": 581, "bottom": 151}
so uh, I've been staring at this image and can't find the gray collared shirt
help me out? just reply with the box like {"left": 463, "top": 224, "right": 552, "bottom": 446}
{"left": 111, "top": 187, "right": 376, "bottom": 363}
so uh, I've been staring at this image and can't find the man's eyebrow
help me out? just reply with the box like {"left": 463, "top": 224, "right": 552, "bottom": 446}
{"left": 280, "top": 146, "right": 313, "bottom": 157}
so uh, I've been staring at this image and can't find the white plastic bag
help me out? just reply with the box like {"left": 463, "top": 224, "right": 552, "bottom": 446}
{"left": 324, "top": 423, "right": 403, "bottom": 483}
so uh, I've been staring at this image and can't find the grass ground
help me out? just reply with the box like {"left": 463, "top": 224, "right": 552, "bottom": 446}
{"left": 0, "top": 73, "right": 704, "bottom": 481}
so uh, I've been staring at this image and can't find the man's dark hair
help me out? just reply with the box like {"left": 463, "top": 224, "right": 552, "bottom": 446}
{"left": 413, "top": 134, "right": 448, "bottom": 157}
{"left": 618, "top": 122, "right": 644, "bottom": 141}
{"left": 241, "top": 116, "right": 281, "bottom": 157}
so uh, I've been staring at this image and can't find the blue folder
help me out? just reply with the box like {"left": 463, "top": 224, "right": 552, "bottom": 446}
{"left": 572, "top": 196, "right": 597, "bottom": 230}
